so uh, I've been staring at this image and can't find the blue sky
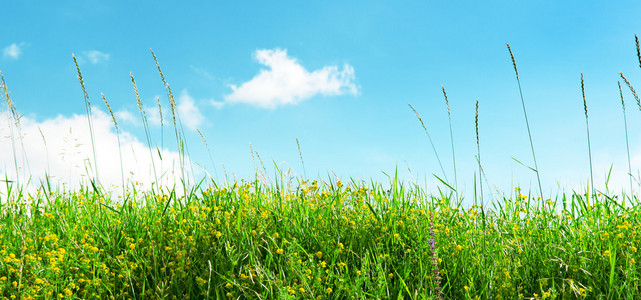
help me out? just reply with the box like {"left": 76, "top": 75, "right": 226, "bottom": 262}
{"left": 2, "top": 1, "right": 641, "bottom": 201}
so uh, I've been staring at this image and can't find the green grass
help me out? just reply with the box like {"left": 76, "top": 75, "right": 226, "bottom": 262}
{"left": 0, "top": 180, "right": 640, "bottom": 299}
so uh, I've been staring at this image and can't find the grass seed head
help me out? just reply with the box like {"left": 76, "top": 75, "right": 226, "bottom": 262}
{"left": 506, "top": 43, "right": 519, "bottom": 80}
{"left": 581, "top": 73, "right": 588, "bottom": 118}
{"left": 101, "top": 93, "right": 118, "bottom": 130}
{"left": 620, "top": 72, "right": 640, "bottom": 110}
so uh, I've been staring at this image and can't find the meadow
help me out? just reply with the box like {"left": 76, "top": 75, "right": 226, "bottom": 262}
{"left": 1, "top": 39, "right": 641, "bottom": 299}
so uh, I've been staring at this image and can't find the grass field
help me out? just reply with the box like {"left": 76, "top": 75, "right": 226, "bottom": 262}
{"left": 1, "top": 39, "right": 641, "bottom": 299}
{"left": 0, "top": 178, "right": 640, "bottom": 299}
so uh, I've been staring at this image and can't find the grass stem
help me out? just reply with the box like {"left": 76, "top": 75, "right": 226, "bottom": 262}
{"left": 506, "top": 44, "right": 544, "bottom": 201}
{"left": 408, "top": 103, "right": 449, "bottom": 187}
{"left": 618, "top": 81, "right": 633, "bottom": 198}
{"left": 72, "top": 54, "right": 100, "bottom": 185}
{"left": 442, "top": 86, "right": 459, "bottom": 201}
{"left": 581, "top": 73, "right": 595, "bottom": 202}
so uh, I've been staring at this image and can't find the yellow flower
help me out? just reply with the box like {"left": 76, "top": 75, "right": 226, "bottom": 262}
{"left": 456, "top": 245, "right": 463, "bottom": 251}
{"left": 276, "top": 248, "right": 284, "bottom": 254}
{"left": 630, "top": 258, "right": 636, "bottom": 264}
{"left": 315, "top": 251, "right": 323, "bottom": 259}
{"left": 225, "top": 283, "right": 233, "bottom": 289}
{"left": 388, "top": 273, "right": 394, "bottom": 278}
{"left": 603, "top": 250, "right": 610, "bottom": 257}
{"left": 326, "top": 287, "right": 332, "bottom": 294}
{"left": 631, "top": 246, "right": 637, "bottom": 253}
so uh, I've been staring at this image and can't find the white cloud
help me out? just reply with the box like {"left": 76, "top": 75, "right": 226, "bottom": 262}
{"left": 210, "top": 99, "right": 225, "bottom": 109}
{"left": 115, "top": 109, "right": 136, "bottom": 124}
{"left": 0, "top": 109, "right": 192, "bottom": 194}
{"left": 3, "top": 43, "right": 24, "bottom": 60}
{"left": 225, "top": 48, "right": 358, "bottom": 108}
{"left": 83, "top": 50, "right": 110, "bottom": 64}
{"left": 177, "top": 90, "right": 205, "bottom": 130}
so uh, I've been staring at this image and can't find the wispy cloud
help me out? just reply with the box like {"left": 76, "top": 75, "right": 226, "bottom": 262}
{"left": 3, "top": 43, "right": 25, "bottom": 60}
{"left": 210, "top": 99, "right": 225, "bottom": 109}
{"left": 190, "top": 65, "right": 217, "bottom": 81}
{"left": 0, "top": 109, "right": 190, "bottom": 191}
{"left": 115, "top": 109, "right": 136, "bottom": 124}
{"left": 177, "top": 90, "right": 205, "bottom": 130}
{"left": 225, "top": 48, "right": 358, "bottom": 108}
{"left": 83, "top": 50, "right": 110, "bottom": 64}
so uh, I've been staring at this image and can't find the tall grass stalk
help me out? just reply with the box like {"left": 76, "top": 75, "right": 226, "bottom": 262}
{"left": 428, "top": 208, "right": 443, "bottom": 299}
{"left": 157, "top": 96, "right": 164, "bottom": 149}
{"left": 72, "top": 54, "right": 100, "bottom": 185}
{"left": 150, "top": 49, "right": 188, "bottom": 199}
{"left": 37, "top": 126, "right": 50, "bottom": 177}
{"left": 156, "top": 96, "right": 164, "bottom": 183}
{"left": 197, "top": 128, "right": 218, "bottom": 180}
{"left": 0, "top": 71, "right": 21, "bottom": 190}
{"left": 618, "top": 81, "right": 633, "bottom": 198}
{"left": 506, "top": 43, "right": 544, "bottom": 201}
{"left": 474, "top": 99, "right": 491, "bottom": 296}
{"left": 131, "top": 73, "right": 159, "bottom": 186}
{"left": 408, "top": 103, "right": 449, "bottom": 186}
{"left": 581, "top": 73, "right": 595, "bottom": 202}
{"left": 296, "top": 138, "right": 307, "bottom": 179}
{"left": 101, "top": 93, "right": 126, "bottom": 200}
{"left": 442, "top": 86, "right": 458, "bottom": 201}
{"left": 2, "top": 71, "right": 33, "bottom": 195}
{"left": 255, "top": 150, "right": 271, "bottom": 185}
{"left": 620, "top": 73, "right": 640, "bottom": 108}
{"left": 475, "top": 99, "right": 483, "bottom": 208}
{"left": 249, "top": 142, "right": 258, "bottom": 178}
